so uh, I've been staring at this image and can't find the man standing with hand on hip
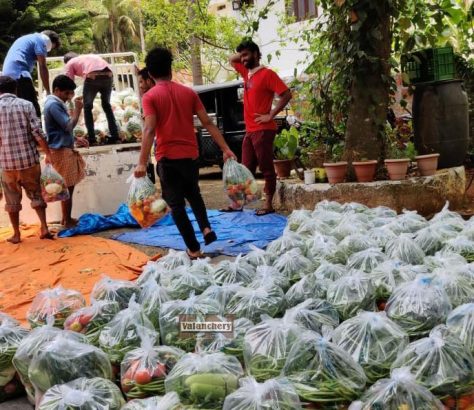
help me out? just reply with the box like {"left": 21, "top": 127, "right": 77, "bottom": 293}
{"left": 229, "top": 39, "right": 292, "bottom": 215}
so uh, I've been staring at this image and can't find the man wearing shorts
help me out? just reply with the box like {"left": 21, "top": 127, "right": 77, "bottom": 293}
{"left": 44, "top": 75, "right": 87, "bottom": 228}
{"left": 0, "top": 76, "right": 53, "bottom": 243}
{"left": 229, "top": 40, "right": 292, "bottom": 215}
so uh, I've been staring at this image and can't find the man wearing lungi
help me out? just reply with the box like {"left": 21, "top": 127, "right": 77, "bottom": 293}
{"left": 44, "top": 75, "right": 87, "bottom": 228}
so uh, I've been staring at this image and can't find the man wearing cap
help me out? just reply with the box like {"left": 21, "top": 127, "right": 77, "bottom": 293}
{"left": 2, "top": 31, "right": 61, "bottom": 117}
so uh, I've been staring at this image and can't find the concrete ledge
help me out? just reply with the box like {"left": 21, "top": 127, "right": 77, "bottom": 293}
{"left": 274, "top": 167, "right": 466, "bottom": 216}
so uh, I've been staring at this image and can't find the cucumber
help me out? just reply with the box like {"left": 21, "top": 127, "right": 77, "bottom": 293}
{"left": 184, "top": 373, "right": 238, "bottom": 391}
{"left": 190, "top": 383, "right": 226, "bottom": 402}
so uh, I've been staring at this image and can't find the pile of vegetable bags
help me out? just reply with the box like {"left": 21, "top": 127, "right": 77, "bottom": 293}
{"left": 1, "top": 201, "right": 474, "bottom": 409}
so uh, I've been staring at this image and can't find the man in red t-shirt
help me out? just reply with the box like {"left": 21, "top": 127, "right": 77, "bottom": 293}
{"left": 134, "top": 47, "right": 236, "bottom": 259}
{"left": 229, "top": 40, "right": 292, "bottom": 215}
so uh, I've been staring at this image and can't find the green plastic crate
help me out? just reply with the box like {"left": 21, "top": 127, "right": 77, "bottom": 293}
{"left": 401, "top": 47, "right": 455, "bottom": 85}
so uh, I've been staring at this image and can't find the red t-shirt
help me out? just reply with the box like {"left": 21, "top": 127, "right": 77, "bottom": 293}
{"left": 232, "top": 62, "right": 289, "bottom": 132}
{"left": 142, "top": 81, "right": 204, "bottom": 160}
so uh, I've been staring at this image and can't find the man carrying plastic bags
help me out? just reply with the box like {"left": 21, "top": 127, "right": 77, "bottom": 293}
{"left": 133, "top": 47, "right": 236, "bottom": 259}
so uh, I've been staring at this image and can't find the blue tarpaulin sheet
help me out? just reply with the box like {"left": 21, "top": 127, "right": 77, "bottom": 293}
{"left": 58, "top": 204, "right": 287, "bottom": 256}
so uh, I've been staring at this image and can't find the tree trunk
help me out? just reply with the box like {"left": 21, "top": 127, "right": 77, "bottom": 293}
{"left": 188, "top": 0, "right": 204, "bottom": 85}
{"left": 344, "top": 2, "right": 392, "bottom": 171}
{"left": 109, "top": 16, "right": 116, "bottom": 52}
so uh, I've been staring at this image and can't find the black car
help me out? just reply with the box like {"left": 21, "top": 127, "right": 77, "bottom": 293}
{"left": 193, "top": 80, "right": 288, "bottom": 167}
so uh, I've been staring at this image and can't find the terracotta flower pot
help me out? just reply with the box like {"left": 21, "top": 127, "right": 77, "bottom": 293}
{"left": 384, "top": 158, "right": 410, "bottom": 181}
{"left": 353, "top": 160, "right": 377, "bottom": 182}
{"left": 273, "top": 159, "right": 293, "bottom": 178}
{"left": 323, "top": 162, "right": 348, "bottom": 184}
{"left": 416, "top": 153, "right": 440, "bottom": 176}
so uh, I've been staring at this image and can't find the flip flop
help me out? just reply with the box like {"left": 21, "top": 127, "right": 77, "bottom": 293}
{"left": 255, "top": 208, "right": 275, "bottom": 216}
{"left": 40, "top": 232, "right": 55, "bottom": 240}
{"left": 219, "top": 207, "right": 243, "bottom": 213}
{"left": 204, "top": 231, "right": 217, "bottom": 246}
{"left": 186, "top": 249, "right": 204, "bottom": 260}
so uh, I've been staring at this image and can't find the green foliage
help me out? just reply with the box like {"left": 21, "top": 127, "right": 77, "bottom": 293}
{"left": 274, "top": 126, "right": 299, "bottom": 160}
{"left": 328, "top": 142, "right": 345, "bottom": 163}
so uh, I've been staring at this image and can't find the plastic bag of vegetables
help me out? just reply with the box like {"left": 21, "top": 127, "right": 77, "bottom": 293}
{"left": 243, "top": 245, "right": 272, "bottom": 267}
{"left": 127, "top": 175, "right": 168, "bottom": 228}
{"left": 447, "top": 303, "right": 474, "bottom": 356}
{"left": 250, "top": 265, "right": 290, "bottom": 291}
{"left": 330, "top": 234, "right": 378, "bottom": 264}
{"left": 266, "top": 232, "right": 306, "bottom": 257}
{"left": 294, "top": 218, "right": 330, "bottom": 238}
{"left": 347, "top": 248, "right": 387, "bottom": 273}
{"left": 156, "top": 249, "right": 192, "bottom": 270}
{"left": 73, "top": 125, "right": 87, "bottom": 139}
{"left": 386, "top": 276, "right": 452, "bottom": 337}
{"left": 99, "top": 296, "right": 158, "bottom": 367}
{"left": 40, "top": 164, "right": 70, "bottom": 202}
{"left": 391, "top": 325, "right": 474, "bottom": 397}
{"left": 314, "top": 199, "right": 344, "bottom": 213}
{"left": 222, "top": 158, "right": 259, "bottom": 209}
{"left": 444, "top": 236, "right": 474, "bottom": 262}
{"left": 285, "top": 272, "right": 330, "bottom": 307}
{"left": 164, "top": 265, "right": 213, "bottom": 300}
{"left": 121, "top": 332, "right": 184, "bottom": 399}
{"left": 330, "top": 216, "right": 369, "bottom": 242}
{"left": 314, "top": 261, "right": 347, "bottom": 281}
{"left": 199, "top": 283, "right": 244, "bottom": 315}
{"left": 244, "top": 317, "right": 303, "bottom": 382}
{"left": 0, "top": 323, "right": 28, "bottom": 402}
{"left": 305, "top": 234, "right": 338, "bottom": 262}
{"left": 371, "top": 260, "right": 414, "bottom": 301}
{"left": 159, "top": 294, "right": 221, "bottom": 351}
{"left": 326, "top": 271, "right": 375, "bottom": 321}
{"left": 272, "top": 248, "right": 313, "bottom": 283}
{"left": 283, "top": 298, "right": 339, "bottom": 336}
{"left": 385, "top": 234, "right": 425, "bottom": 265}
{"left": 124, "top": 107, "right": 141, "bottom": 122}
{"left": 431, "top": 269, "right": 474, "bottom": 308}
{"left": 367, "top": 226, "right": 397, "bottom": 250}
{"left": 126, "top": 117, "right": 143, "bottom": 140}
{"left": 122, "top": 392, "right": 184, "bottom": 409}
{"left": 227, "top": 285, "right": 285, "bottom": 322}
{"left": 165, "top": 352, "right": 244, "bottom": 408}
{"left": 414, "top": 225, "right": 453, "bottom": 255}
{"left": 28, "top": 333, "right": 113, "bottom": 405}
{"left": 27, "top": 286, "right": 85, "bottom": 328}
{"left": 223, "top": 377, "right": 303, "bottom": 410}
{"left": 124, "top": 95, "right": 140, "bottom": 109}
{"left": 349, "top": 367, "right": 444, "bottom": 410}
{"left": 138, "top": 278, "right": 171, "bottom": 329}
{"left": 386, "top": 210, "right": 427, "bottom": 234}
{"left": 213, "top": 255, "right": 255, "bottom": 285}
{"left": 137, "top": 261, "right": 168, "bottom": 286}
{"left": 91, "top": 276, "right": 140, "bottom": 310}
{"left": 331, "top": 311, "right": 408, "bottom": 383}
{"left": 282, "top": 331, "right": 367, "bottom": 403}
{"left": 63, "top": 300, "right": 120, "bottom": 345}
{"left": 37, "top": 377, "right": 124, "bottom": 410}
{"left": 286, "top": 209, "right": 311, "bottom": 231}
{"left": 0, "top": 313, "right": 19, "bottom": 327}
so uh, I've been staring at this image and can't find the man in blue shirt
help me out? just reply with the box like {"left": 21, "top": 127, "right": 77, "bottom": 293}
{"left": 2, "top": 31, "right": 61, "bottom": 117}
{"left": 44, "top": 75, "right": 87, "bottom": 227}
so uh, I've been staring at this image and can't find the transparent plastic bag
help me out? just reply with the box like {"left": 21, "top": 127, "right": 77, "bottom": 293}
{"left": 314, "top": 200, "right": 344, "bottom": 213}
{"left": 425, "top": 250, "right": 467, "bottom": 270}
{"left": 37, "top": 377, "right": 125, "bottom": 410}
{"left": 331, "top": 311, "right": 409, "bottom": 383}
{"left": 189, "top": 257, "right": 214, "bottom": 276}
{"left": 330, "top": 216, "right": 369, "bottom": 242}
{"left": 223, "top": 376, "right": 303, "bottom": 410}
{"left": 283, "top": 298, "right": 339, "bottom": 336}
{"left": 213, "top": 255, "right": 255, "bottom": 285}
{"left": 250, "top": 265, "right": 290, "bottom": 291}
{"left": 63, "top": 300, "right": 120, "bottom": 345}
{"left": 159, "top": 294, "right": 221, "bottom": 352}
{"left": 294, "top": 218, "right": 330, "bottom": 238}
{"left": 127, "top": 175, "right": 168, "bottom": 228}
{"left": 99, "top": 296, "right": 158, "bottom": 366}
{"left": 199, "top": 283, "right": 244, "bottom": 315}
{"left": 386, "top": 210, "right": 427, "bottom": 234}
{"left": 222, "top": 158, "right": 259, "bottom": 208}
{"left": 386, "top": 276, "right": 452, "bottom": 337}
{"left": 27, "top": 286, "right": 85, "bottom": 328}
{"left": 228, "top": 285, "right": 285, "bottom": 322}
{"left": 444, "top": 236, "right": 474, "bottom": 262}
{"left": 286, "top": 209, "right": 311, "bottom": 232}
{"left": 122, "top": 392, "right": 184, "bottom": 409}
{"left": 347, "top": 248, "right": 387, "bottom": 273}
{"left": 266, "top": 232, "right": 306, "bottom": 257}
{"left": 40, "top": 164, "right": 70, "bottom": 202}
{"left": 138, "top": 279, "right": 171, "bottom": 330}
{"left": 243, "top": 245, "right": 272, "bottom": 267}
{"left": 391, "top": 325, "right": 474, "bottom": 396}
{"left": 326, "top": 271, "right": 375, "bottom": 321}
{"left": 0, "top": 323, "right": 28, "bottom": 402}
{"left": 330, "top": 234, "right": 378, "bottom": 264}
{"left": 165, "top": 351, "right": 244, "bottom": 408}
{"left": 369, "top": 206, "right": 398, "bottom": 219}
{"left": 342, "top": 202, "right": 370, "bottom": 214}
{"left": 371, "top": 260, "right": 415, "bottom": 301}
{"left": 314, "top": 261, "right": 347, "bottom": 281}
{"left": 156, "top": 250, "right": 191, "bottom": 270}
{"left": 272, "top": 248, "right": 313, "bottom": 283}
{"left": 431, "top": 202, "right": 466, "bottom": 226}
{"left": 0, "top": 313, "right": 19, "bottom": 327}
{"left": 414, "top": 225, "right": 450, "bottom": 255}
{"left": 305, "top": 234, "right": 338, "bottom": 261}
{"left": 137, "top": 261, "right": 168, "bottom": 286}
{"left": 244, "top": 317, "right": 303, "bottom": 382}
{"left": 91, "top": 276, "right": 140, "bottom": 310}
{"left": 165, "top": 265, "right": 213, "bottom": 300}
{"left": 367, "top": 226, "right": 397, "bottom": 250}
{"left": 350, "top": 367, "right": 444, "bottom": 410}
{"left": 431, "top": 269, "right": 474, "bottom": 308}
{"left": 28, "top": 333, "right": 113, "bottom": 405}
{"left": 311, "top": 209, "right": 344, "bottom": 227}
{"left": 282, "top": 331, "right": 367, "bottom": 403}
{"left": 121, "top": 331, "right": 184, "bottom": 399}
{"left": 447, "top": 303, "right": 474, "bottom": 356}
{"left": 285, "top": 273, "right": 330, "bottom": 307}
{"left": 385, "top": 234, "right": 425, "bottom": 265}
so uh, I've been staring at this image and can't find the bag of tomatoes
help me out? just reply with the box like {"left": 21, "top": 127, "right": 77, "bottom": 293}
{"left": 127, "top": 175, "right": 168, "bottom": 228}
{"left": 222, "top": 159, "right": 259, "bottom": 210}
{"left": 40, "top": 165, "right": 70, "bottom": 203}
{"left": 121, "top": 330, "right": 184, "bottom": 400}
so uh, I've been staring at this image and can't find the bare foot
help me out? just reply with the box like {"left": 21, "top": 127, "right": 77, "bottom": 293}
{"left": 64, "top": 219, "right": 78, "bottom": 228}
{"left": 6, "top": 234, "right": 21, "bottom": 244}
{"left": 186, "top": 249, "right": 203, "bottom": 260}
{"left": 40, "top": 229, "right": 55, "bottom": 240}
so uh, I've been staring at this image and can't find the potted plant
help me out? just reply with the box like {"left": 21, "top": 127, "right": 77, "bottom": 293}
{"left": 323, "top": 143, "right": 347, "bottom": 184}
{"left": 273, "top": 126, "right": 299, "bottom": 178}
{"left": 415, "top": 150, "right": 440, "bottom": 176}
{"left": 385, "top": 142, "right": 417, "bottom": 180}
{"left": 352, "top": 153, "right": 378, "bottom": 182}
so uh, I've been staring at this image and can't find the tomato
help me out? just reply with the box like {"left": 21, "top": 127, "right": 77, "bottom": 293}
{"left": 458, "top": 395, "right": 474, "bottom": 410}
{"left": 152, "top": 363, "right": 167, "bottom": 378}
{"left": 79, "top": 314, "right": 93, "bottom": 326}
{"left": 378, "top": 302, "right": 386, "bottom": 311}
{"left": 68, "top": 321, "right": 83, "bottom": 332}
{"left": 3, "top": 382, "right": 18, "bottom": 395}
{"left": 134, "top": 369, "right": 152, "bottom": 385}
{"left": 443, "top": 397, "right": 456, "bottom": 409}
{"left": 121, "top": 378, "right": 132, "bottom": 393}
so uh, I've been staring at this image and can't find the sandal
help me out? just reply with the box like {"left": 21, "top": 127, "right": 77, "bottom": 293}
{"left": 219, "top": 207, "right": 243, "bottom": 213}
{"left": 40, "top": 232, "right": 55, "bottom": 240}
{"left": 186, "top": 249, "right": 204, "bottom": 260}
{"left": 204, "top": 231, "right": 217, "bottom": 246}
{"left": 255, "top": 208, "right": 275, "bottom": 216}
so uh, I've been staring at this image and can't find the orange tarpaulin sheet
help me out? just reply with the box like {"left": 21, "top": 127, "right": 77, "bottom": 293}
{"left": 0, "top": 225, "right": 149, "bottom": 325}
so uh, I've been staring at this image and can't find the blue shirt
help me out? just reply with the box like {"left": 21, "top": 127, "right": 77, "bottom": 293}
{"left": 2, "top": 33, "right": 48, "bottom": 80}
{"left": 44, "top": 95, "right": 74, "bottom": 149}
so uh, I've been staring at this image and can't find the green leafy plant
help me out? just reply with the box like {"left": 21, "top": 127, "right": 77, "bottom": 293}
{"left": 327, "top": 142, "right": 345, "bottom": 163}
{"left": 274, "top": 127, "right": 299, "bottom": 160}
